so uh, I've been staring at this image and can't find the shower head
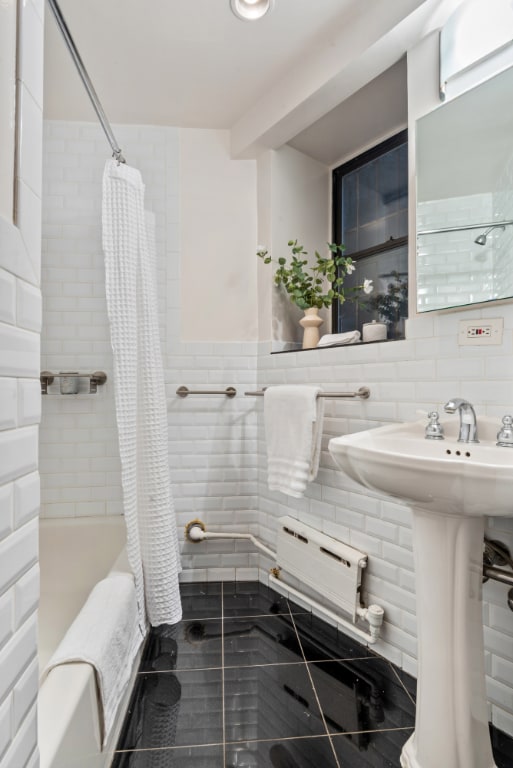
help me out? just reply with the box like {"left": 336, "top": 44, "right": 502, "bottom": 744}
{"left": 474, "top": 224, "right": 505, "bottom": 246}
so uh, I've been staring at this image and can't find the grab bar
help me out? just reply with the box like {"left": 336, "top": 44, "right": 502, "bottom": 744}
{"left": 176, "top": 386, "right": 237, "bottom": 398}
{"left": 244, "top": 386, "right": 370, "bottom": 399}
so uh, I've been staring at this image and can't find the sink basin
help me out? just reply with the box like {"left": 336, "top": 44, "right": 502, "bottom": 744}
{"left": 329, "top": 417, "right": 513, "bottom": 516}
{"left": 329, "top": 415, "right": 512, "bottom": 768}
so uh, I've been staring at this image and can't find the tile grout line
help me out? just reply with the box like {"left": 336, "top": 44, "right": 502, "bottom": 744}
{"left": 388, "top": 660, "right": 416, "bottom": 707}
{"left": 222, "top": 583, "right": 226, "bottom": 768}
{"left": 287, "top": 601, "right": 342, "bottom": 768}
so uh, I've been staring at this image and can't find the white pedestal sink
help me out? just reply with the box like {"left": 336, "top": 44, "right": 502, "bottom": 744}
{"left": 329, "top": 417, "right": 513, "bottom": 768}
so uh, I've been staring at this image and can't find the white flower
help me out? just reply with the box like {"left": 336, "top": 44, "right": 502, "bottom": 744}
{"left": 256, "top": 245, "right": 267, "bottom": 253}
{"left": 346, "top": 263, "right": 356, "bottom": 275}
{"left": 363, "top": 279, "right": 373, "bottom": 294}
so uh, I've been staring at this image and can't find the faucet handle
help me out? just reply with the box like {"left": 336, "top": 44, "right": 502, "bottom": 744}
{"left": 497, "top": 415, "right": 513, "bottom": 447}
{"left": 425, "top": 411, "right": 444, "bottom": 440}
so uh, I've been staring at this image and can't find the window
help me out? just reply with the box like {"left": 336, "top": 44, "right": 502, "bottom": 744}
{"left": 332, "top": 130, "right": 408, "bottom": 340}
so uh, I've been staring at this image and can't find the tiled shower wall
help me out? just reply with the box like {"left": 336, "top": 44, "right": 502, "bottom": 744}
{"left": 417, "top": 149, "right": 513, "bottom": 310}
{"left": 40, "top": 121, "right": 259, "bottom": 576}
{"left": 41, "top": 120, "right": 513, "bottom": 738}
{"left": 0, "top": 1, "right": 43, "bottom": 765}
{"left": 416, "top": 192, "right": 495, "bottom": 310}
{"left": 495, "top": 149, "right": 513, "bottom": 298}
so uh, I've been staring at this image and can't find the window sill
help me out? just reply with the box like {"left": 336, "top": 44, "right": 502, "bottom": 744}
{"left": 270, "top": 337, "right": 405, "bottom": 354}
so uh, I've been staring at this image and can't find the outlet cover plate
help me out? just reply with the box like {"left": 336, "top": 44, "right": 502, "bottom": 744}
{"left": 458, "top": 317, "right": 503, "bottom": 345}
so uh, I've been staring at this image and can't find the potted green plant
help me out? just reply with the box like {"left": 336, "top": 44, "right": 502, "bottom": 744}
{"left": 257, "top": 240, "right": 373, "bottom": 348}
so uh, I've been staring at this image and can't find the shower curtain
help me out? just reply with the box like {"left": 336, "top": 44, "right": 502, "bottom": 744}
{"left": 102, "top": 159, "right": 182, "bottom": 629}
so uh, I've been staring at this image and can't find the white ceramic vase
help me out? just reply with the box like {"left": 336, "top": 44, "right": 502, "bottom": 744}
{"left": 299, "top": 307, "right": 324, "bottom": 349}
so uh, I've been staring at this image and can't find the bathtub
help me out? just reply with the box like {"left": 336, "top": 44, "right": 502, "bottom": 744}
{"left": 38, "top": 516, "right": 143, "bottom": 768}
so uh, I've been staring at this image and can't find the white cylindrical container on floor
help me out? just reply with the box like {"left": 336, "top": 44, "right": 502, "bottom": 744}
{"left": 362, "top": 320, "right": 387, "bottom": 342}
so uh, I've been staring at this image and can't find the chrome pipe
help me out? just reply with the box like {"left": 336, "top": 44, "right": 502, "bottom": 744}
{"left": 46, "top": 0, "right": 125, "bottom": 164}
{"left": 484, "top": 565, "right": 513, "bottom": 587}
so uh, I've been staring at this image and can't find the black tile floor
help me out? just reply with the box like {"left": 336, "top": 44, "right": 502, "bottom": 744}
{"left": 112, "top": 581, "right": 513, "bottom": 768}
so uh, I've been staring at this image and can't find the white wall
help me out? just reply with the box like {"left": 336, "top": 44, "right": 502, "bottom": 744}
{"left": 39, "top": 26, "right": 513, "bottom": 746}
{"left": 0, "top": 1, "right": 43, "bottom": 766}
{"left": 257, "top": 152, "right": 273, "bottom": 342}
{"left": 180, "top": 129, "right": 258, "bottom": 342}
{"left": 417, "top": 192, "right": 495, "bottom": 310}
{"left": 0, "top": 0, "right": 17, "bottom": 221}
{"left": 494, "top": 149, "right": 513, "bottom": 299}
{"left": 268, "top": 145, "right": 330, "bottom": 349}
{"left": 40, "top": 122, "right": 259, "bottom": 581}
{"left": 255, "top": 309, "right": 513, "bottom": 737}
{"left": 40, "top": 122, "right": 177, "bottom": 519}
{"left": 258, "top": 27, "right": 513, "bottom": 738}
{"left": 250, "top": 25, "right": 513, "bottom": 740}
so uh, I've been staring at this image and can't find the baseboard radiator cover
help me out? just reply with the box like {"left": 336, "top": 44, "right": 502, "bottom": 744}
{"left": 276, "top": 516, "right": 368, "bottom": 622}
{"left": 183, "top": 516, "right": 385, "bottom": 642}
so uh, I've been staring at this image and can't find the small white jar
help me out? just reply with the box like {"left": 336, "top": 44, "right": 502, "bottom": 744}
{"left": 362, "top": 320, "right": 387, "bottom": 343}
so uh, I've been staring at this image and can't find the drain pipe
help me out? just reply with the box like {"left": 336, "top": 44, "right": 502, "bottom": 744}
{"left": 185, "top": 519, "right": 385, "bottom": 644}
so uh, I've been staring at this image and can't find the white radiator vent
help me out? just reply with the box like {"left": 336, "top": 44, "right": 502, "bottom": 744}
{"left": 276, "top": 516, "right": 367, "bottom": 621}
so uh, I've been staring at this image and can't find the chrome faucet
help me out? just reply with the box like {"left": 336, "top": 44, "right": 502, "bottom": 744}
{"left": 443, "top": 398, "right": 479, "bottom": 443}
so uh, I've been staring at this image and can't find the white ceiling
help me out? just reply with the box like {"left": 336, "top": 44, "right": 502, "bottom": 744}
{"left": 43, "top": 0, "right": 362, "bottom": 128}
{"left": 289, "top": 57, "right": 408, "bottom": 166}
{"left": 43, "top": 0, "right": 457, "bottom": 160}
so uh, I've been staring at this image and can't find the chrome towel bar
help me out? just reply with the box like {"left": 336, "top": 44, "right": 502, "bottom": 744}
{"left": 244, "top": 386, "right": 370, "bottom": 399}
{"left": 176, "top": 386, "right": 237, "bottom": 398}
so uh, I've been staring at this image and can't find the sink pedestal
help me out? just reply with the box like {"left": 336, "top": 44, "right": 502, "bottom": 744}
{"left": 400, "top": 508, "right": 496, "bottom": 768}
{"left": 328, "top": 417, "right": 513, "bottom": 768}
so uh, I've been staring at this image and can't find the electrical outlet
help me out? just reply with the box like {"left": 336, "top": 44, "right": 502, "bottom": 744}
{"left": 458, "top": 318, "right": 503, "bottom": 345}
{"left": 466, "top": 326, "right": 492, "bottom": 338}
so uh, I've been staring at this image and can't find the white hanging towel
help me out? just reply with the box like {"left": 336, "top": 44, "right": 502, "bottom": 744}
{"left": 102, "top": 159, "right": 182, "bottom": 629}
{"left": 43, "top": 572, "right": 144, "bottom": 747}
{"left": 264, "top": 385, "right": 325, "bottom": 498}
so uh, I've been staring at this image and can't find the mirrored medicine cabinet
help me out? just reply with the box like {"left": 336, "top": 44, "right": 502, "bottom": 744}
{"left": 416, "top": 63, "right": 513, "bottom": 313}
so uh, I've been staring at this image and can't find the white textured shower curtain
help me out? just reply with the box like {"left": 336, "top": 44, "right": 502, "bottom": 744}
{"left": 102, "top": 159, "right": 182, "bottom": 629}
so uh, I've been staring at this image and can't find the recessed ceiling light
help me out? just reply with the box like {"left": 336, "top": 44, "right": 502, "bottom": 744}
{"left": 230, "top": 0, "right": 274, "bottom": 21}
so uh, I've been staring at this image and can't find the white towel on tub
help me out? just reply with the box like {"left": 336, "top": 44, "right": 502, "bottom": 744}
{"left": 264, "top": 385, "right": 325, "bottom": 498}
{"left": 43, "top": 571, "right": 145, "bottom": 747}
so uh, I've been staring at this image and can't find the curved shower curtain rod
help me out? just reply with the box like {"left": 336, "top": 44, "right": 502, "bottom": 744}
{"left": 46, "top": 0, "right": 126, "bottom": 164}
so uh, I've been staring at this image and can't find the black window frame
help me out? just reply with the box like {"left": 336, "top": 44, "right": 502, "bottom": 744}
{"left": 331, "top": 129, "right": 408, "bottom": 335}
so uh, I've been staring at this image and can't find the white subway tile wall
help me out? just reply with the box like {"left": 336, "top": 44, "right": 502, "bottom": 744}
{"left": 256, "top": 315, "right": 513, "bottom": 736}
{"left": 418, "top": 147, "right": 513, "bottom": 310}
{"left": 41, "top": 122, "right": 259, "bottom": 579}
{"left": 495, "top": 148, "right": 513, "bottom": 298}
{"left": 417, "top": 193, "right": 494, "bottom": 310}
{"left": 41, "top": 121, "right": 513, "bottom": 739}
{"left": 0, "top": 1, "right": 43, "bottom": 765}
